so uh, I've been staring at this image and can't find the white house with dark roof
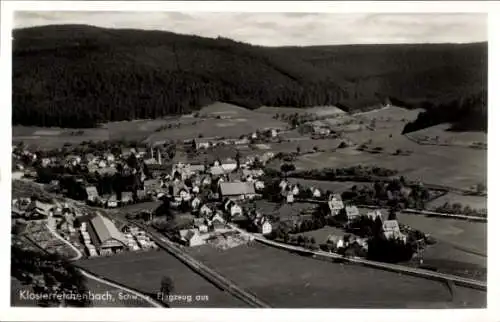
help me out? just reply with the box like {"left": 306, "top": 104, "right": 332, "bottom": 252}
{"left": 191, "top": 196, "right": 202, "bottom": 210}
{"left": 328, "top": 193, "right": 344, "bottom": 215}
{"left": 209, "top": 166, "right": 226, "bottom": 177}
{"left": 224, "top": 200, "right": 242, "bottom": 217}
{"left": 106, "top": 195, "right": 118, "bottom": 208}
{"left": 219, "top": 182, "right": 256, "bottom": 201}
{"left": 85, "top": 186, "right": 99, "bottom": 203}
{"left": 121, "top": 191, "right": 134, "bottom": 205}
{"left": 382, "top": 220, "right": 406, "bottom": 242}
{"left": 184, "top": 230, "right": 207, "bottom": 247}
{"left": 254, "top": 180, "right": 265, "bottom": 191}
{"left": 345, "top": 205, "right": 360, "bottom": 222}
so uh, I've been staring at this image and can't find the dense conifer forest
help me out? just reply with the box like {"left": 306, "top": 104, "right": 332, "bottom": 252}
{"left": 13, "top": 25, "right": 487, "bottom": 132}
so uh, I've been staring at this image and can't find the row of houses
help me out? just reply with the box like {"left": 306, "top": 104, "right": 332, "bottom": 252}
{"left": 190, "top": 129, "right": 280, "bottom": 150}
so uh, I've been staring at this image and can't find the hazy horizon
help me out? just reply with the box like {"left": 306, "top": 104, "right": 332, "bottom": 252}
{"left": 14, "top": 12, "right": 487, "bottom": 46}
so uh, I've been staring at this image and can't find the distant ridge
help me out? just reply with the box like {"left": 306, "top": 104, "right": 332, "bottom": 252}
{"left": 13, "top": 24, "right": 487, "bottom": 131}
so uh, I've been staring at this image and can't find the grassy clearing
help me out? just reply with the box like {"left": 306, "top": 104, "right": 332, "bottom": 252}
{"left": 293, "top": 226, "right": 346, "bottom": 244}
{"left": 354, "top": 207, "right": 486, "bottom": 278}
{"left": 408, "top": 123, "right": 487, "bottom": 146}
{"left": 284, "top": 144, "right": 485, "bottom": 190}
{"left": 76, "top": 250, "right": 247, "bottom": 308}
{"left": 83, "top": 275, "right": 155, "bottom": 307}
{"left": 253, "top": 200, "right": 316, "bottom": 221}
{"left": 356, "top": 207, "right": 487, "bottom": 257}
{"left": 13, "top": 126, "right": 110, "bottom": 149}
{"left": 187, "top": 242, "right": 458, "bottom": 308}
{"left": 427, "top": 192, "right": 487, "bottom": 210}
{"left": 146, "top": 116, "right": 286, "bottom": 144}
{"left": 352, "top": 106, "right": 423, "bottom": 121}
{"left": 396, "top": 213, "right": 486, "bottom": 256}
{"left": 256, "top": 105, "right": 346, "bottom": 117}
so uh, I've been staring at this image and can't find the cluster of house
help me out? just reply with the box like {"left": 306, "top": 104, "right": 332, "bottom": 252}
{"left": 189, "top": 129, "right": 280, "bottom": 150}
{"left": 326, "top": 194, "right": 407, "bottom": 243}
{"left": 278, "top": 179, "right": 323, "bottom": 203}
{"left": 12, "top": 198, "right": 82, "bottom": 225}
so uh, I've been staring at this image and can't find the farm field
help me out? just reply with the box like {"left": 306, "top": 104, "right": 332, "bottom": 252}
{"left": 146, "top": 102, "right": 288, "bottom": 144}
{"left": 352, "top": 105, "right": 424, "bottom": 122}
{"left": 292, "top": 226, "right": 346, "bottom": 244}
{"left": 186, "top": 242, "right": 475, "bottom": 308}
{"left": 354, "top": 207, "right": 486, "bottom": 279}
{"left": 356, "top": 207, "right": 486, "bottom": 257}
{"left": 83, "top": 274, "right": 155, "bottom": 307}
{"left": 256, "top": 105, "right": 346, "bottom": 117}
{"left": 396, "top": 213, "right": 486, "bottom": 256}
{"left": 76, "top": 250, "right": 247, "bottom": 308}
{"left": 281, "top": 143, "right": 485, "bottom": 190}
{"left": 408, "top": 123, "right": 487, "bottom": 146}
{"left": 253, "top": 200, "right": 316, "bottom": 220}
{"left": 268, "top": 138, "right": 343, "bottom": 154}
{"left": 427, "top": 192, "right": 487, "bottom": 210}
{"left": 13, "top": 126, "right": 110, "bottom": 149}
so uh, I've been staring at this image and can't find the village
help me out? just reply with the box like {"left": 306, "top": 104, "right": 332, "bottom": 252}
{"left": 11, "top": 122, "right": 424, "bottom": 265}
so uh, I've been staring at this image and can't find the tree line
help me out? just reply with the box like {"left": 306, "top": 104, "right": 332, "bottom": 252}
{"left": 13, "top": 25, "right": 486, "bottom": 129}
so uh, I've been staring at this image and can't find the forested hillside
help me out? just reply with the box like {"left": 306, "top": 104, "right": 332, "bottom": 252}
{"left": 12, "top": 24, "right": 487, "bottom": 131}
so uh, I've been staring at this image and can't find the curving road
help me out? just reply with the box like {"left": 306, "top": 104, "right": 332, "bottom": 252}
{"left": 45, "top": 224, "right": 83, "bottom": 261}
{"left": 44, "top": 223, "right": 163, "bottom": 308}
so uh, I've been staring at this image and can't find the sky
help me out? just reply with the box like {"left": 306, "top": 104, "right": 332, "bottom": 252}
{"left": 14, "top": 11, "right": 487, "bottom": 46}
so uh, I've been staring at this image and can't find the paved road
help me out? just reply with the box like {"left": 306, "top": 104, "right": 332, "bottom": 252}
{"left": 131, "top": 221, "right": 271, "bottom": 308}
{"left": 45, "top": 223, "right": 83, "bottom": 261}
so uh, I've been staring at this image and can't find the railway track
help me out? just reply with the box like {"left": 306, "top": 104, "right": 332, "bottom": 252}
{"left": 131, "top": 222, "right": 271, "bottom": 308}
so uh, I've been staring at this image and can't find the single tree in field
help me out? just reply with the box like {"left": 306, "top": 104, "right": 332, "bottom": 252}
{"left": 160, "top": 276, "right": 174, "bottom": 303}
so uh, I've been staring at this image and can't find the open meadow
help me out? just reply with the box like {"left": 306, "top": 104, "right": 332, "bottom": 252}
{"left": 13, "top": 126, "right": 110, "bottom": 149}
{"left": 256, "top": 105, "right": 346, "bottom": 117}
{"left": 76, "top": 250, "right": 247, "bottom": 308}
{"left": 427, "top": 192, "right": 487, "bottom": 210}
{"left": 83, "top": 276, "right": 155, "bottom": 307}
{"left": 408, "top": 123, "right": 487, "bottom": 146}
{"left": 347, "top": 207, "right": 487, "bottom": 279}
{"left": 145, "top": 102, "right": 288, "bottom": 144}
{"left": 278, "top": 144, "right": 485, "bottom": 190}
{"left": 186, "top": 242, "right": 484, "bottom": 308}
